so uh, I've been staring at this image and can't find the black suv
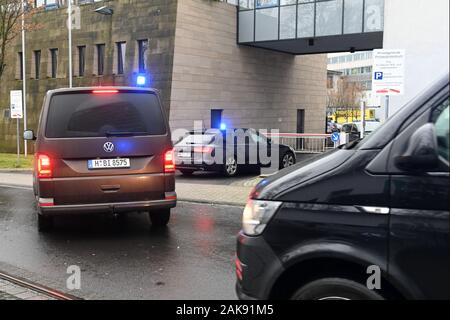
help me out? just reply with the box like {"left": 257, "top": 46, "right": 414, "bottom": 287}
{"left": 236, "top": 74, "right": 449, "bottom": 300}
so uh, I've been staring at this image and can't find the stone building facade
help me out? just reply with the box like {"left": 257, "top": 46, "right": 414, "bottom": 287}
{"left": 0, "top": 0, "right": 327, "bottom": 153}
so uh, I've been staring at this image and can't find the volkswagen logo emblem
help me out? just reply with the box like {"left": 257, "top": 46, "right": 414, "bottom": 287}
{"left": 103, "top": 142, "right": 115, "bottom": 153}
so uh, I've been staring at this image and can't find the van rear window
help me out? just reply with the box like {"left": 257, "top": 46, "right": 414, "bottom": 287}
{"left": 45, "top": 92, "right": 166, "bottom": 138}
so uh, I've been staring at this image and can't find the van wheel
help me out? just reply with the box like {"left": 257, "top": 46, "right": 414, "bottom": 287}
{"left": 37, "top": 214, "right": 53, "bottom": 232}
{"left": 223, "top": 157, "right": 238, "bottom": 177}
{"left": 291, "top": 278, "right": 384, "bottom": 300}
{"left": 149, "top": 209, "right": 171, "bottom": 227}
{"left": 180, "top": 169, "right": 195, "bottom": 176}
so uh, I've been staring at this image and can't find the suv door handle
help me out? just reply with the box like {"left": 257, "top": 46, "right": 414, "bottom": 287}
{"left": 101, "top": 185, "right": 121, "bottom": 192}
{"left": 356, "top": 206, "right": 390, "bottom": 215}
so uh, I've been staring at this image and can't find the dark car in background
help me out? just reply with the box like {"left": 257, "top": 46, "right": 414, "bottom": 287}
{"left": 174, "top": 129, "right": 296, "bottom": 177}
{"left": 236, "top": 74, "right": 449, "bottom": 300}
{"left": 24, "top": 87, "right": 177, "bottom": 232}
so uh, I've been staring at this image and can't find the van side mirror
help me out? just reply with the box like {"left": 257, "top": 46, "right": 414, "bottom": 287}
{"left": 24, "top": 130, "right": 36, "bottom": 141}
{"left": 395, "top": 123, "right": 439, "bottom": 171}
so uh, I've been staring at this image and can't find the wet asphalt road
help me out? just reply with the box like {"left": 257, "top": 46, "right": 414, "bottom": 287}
{"left": 0, "top": 186, "right": 242, "bottom": 300}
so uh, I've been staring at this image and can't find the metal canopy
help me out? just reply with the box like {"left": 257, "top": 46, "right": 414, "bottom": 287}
{"left": 238, "top": 0, "right": 385, "bottom": 55}
{"left": 240, "top": 32, "right": 384, "bottom": 55}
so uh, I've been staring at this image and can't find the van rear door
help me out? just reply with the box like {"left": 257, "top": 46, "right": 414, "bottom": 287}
{"left": 38, "top": 89, "right": 172, "bottom": 205}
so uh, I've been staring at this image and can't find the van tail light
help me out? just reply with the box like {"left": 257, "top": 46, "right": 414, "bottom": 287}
{"left": 164, "top": 149, "right": 175, "bottom": 173}
{"left": 92, "top": 89, "right": 119, "bottom": 94}
{"left": 38, "top": 198, "right": 54, "bottom": 207}
{"left": 36, "top": 154, "right": 52, "bottom": 178}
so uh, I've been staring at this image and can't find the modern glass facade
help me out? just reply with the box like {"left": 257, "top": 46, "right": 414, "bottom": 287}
{"left": 238, "top": 0, "right": 384, "bottom": 54}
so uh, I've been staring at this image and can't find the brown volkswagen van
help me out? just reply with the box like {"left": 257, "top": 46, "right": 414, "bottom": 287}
{"left": 24, "top": 87, "right": 176, "bottom": 232}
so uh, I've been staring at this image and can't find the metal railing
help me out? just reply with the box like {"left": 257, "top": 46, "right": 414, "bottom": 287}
{"left": 267, "top": 133, "right": 334, "bottom": 154}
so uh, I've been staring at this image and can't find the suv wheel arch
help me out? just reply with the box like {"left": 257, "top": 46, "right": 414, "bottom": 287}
{"left": 269, "top": 257, "right": 404, "bottom": 300}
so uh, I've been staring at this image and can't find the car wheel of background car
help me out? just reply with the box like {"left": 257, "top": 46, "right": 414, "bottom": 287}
{"left": 291, "top": 278, "right": 384, "bottom": 300}
{"left": 37, "top": 214, "right": 53, "bottom": 232}
{"left": 223, "top": 157, "right": 238, "bottom": 177}
{"left": 280, "top": 152, "right": 296, "bottom": 170}
{"left": 149, "top": 209, "right": 171, "bottom": 227}
{"left": 179, "top": 169, "right": 195, "bottom": 176}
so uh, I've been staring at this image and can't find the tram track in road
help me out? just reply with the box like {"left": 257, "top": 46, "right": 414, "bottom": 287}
{"left": 0, "top": 270, "right": 82, "bottom": 301}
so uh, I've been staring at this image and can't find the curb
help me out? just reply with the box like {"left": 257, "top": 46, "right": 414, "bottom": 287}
{"left": 178, "top": 198, "right": 245, "bottom": 208}
{"left": 0, "top": 169, "right": 33, "bottom": 174}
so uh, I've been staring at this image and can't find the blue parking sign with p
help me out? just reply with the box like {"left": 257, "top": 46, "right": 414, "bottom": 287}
{"left": 374, "top": 72, "right": 384, "bottom": 80}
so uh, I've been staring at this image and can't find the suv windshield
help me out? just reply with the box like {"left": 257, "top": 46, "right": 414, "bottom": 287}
{"left": 45, "top": 92, "right": 166, "bottom": 138}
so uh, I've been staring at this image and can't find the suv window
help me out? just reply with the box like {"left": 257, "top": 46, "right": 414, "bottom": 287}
{"left": 45, "top": 92, "right": 166, "bottom": 138}
{"left": 181, "top": 134, "right": 217, "bottom": 145}
{"left": 433, "top": 98, "right": 449, "bottom": 163}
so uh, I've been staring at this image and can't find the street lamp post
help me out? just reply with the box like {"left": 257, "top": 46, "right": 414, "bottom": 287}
{"left": 68, "top": 0, "right": 73, "bottom": 88}
{"left": 21, "top": 0, "right": 27, "bottom": 156}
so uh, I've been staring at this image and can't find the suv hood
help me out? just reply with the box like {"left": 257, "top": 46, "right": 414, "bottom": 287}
{"left": 251, "top": 148, "right": 355, "bottom": 200}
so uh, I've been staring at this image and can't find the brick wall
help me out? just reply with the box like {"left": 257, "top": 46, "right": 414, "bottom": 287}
{"left": 170, "top": 0, "right": 328, "bottom": 133}
{"left": 0, "top": 0, "right": 178, "bottom": 153}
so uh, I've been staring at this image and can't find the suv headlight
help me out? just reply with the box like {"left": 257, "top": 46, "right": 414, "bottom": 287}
{"left": 242, "top": 199, "right": 282, "bottom": 236}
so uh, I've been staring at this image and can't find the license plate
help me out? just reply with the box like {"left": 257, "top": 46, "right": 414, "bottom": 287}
{"left": 178, "top": 152, "right": 191, "bottom": 158}
{"left": 88, "top": 158, "right": 130, "bottom": 170}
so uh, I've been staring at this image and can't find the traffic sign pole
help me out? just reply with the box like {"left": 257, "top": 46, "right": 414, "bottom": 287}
{"left": 16, "top": 118, "right": 20, "bottom": 165}
{"left": 360, "top": 100, "right": 366, "bottom": 138}
{"left": 385, "top": 95, "right": 390, "bottom": 121}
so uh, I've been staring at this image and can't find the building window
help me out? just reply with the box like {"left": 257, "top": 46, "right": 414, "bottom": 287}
{"left": 49, "top": 48, "right": 58, "bottom": 78}
{"left": 17, "top": 52, "right": 23, "bottom": 80}
{"left": 255, "top": 8, "right": 279, "bottom": 41}
{"left": 78, "top": 46, "right": 86, "bottom": 77}
{"left": 297, "top": 2, "right": 315, "bottom": 38}
{"left": 34, "top": 50, "right": 41, "bottom": 79}
{"left": 280, "top": 5, "right": 296, "bottom": 40}
{"left": 116, "top": 42, "right": 126, "bottom": 75}
{"left": 137, "top": 39, "right": 148, "bottom": 73}
{"left": 96, "top": 44, "right": 105, "bottom": 76}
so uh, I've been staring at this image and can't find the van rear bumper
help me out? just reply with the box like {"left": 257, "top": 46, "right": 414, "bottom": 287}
{"left": 38, "top": 198, "right": 176, "bottom": 216}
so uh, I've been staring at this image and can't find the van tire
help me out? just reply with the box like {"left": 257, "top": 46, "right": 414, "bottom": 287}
{"left": 291, "top": 278, "right": 384, "bottom": 300}
{"left": 37, "top": 214, "right": 53, "bottom": 232}
{"left": 149, "top": 209, "right": 171, "bottom": 227}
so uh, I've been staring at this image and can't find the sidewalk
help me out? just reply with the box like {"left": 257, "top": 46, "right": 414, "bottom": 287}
{"left": 0, "top": 278, "right": 55, "bottom": 300}
{"left": 0, "top": 172, "right": 255, "bottom": 206}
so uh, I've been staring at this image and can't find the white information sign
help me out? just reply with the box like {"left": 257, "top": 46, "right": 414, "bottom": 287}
{"left": 10, "top": 90, "right": 23, "bottom": 119}
{"left": 372, "top": 49, "right": 405, "bottom": 96}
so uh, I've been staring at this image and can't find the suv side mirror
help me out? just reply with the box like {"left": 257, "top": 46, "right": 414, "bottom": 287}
{"left": 24, "top": 130, "right": 36, "bottom": 141}
{"left": 395, "top": 123, "right": 439, "bottom": 171}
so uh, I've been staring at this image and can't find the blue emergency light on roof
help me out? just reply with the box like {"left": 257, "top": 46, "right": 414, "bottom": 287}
{"left": 136, "top": 75, "right": 147, "bottom": 86}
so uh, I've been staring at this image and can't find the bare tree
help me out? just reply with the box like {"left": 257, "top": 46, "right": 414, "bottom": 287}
{"left": 327, "top": 76, "right": 364, "bottom": 109}
{"left": 0, "top": 0, "right": 38, "bottom": 80}
{"left": 326, "top": 75, "right": 365, "bottom": 127}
